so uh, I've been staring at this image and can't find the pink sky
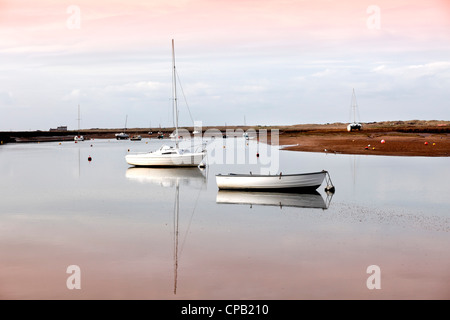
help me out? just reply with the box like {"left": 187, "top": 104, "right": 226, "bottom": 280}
{"left": 1, "top": 0, "right": 450, "bottom": 130}
{"left": 1, "top": 0, "right": 449, "bottom": 53}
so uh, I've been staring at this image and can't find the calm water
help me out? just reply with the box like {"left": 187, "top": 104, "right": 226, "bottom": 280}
{"left": 0, "top": 137, "right": 449, "bottom": 299}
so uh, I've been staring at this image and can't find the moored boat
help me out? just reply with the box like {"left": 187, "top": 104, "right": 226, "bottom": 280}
{"left": 216, "top": 170, "right": 333, "bottom": 192}
{"left": 74, "top": 104, "right": 84, "bottom": 141}
{"left": 126, "top": 145, "right": 206, "bottom": 167}
{"left": 125, "top": 39, "right": 206, "bottom": 167}
{"left": 130, "top": 135, "right": 142, "bottom": 141}
{"left": 115, "top": 132, "right": 129, "bottom": 140}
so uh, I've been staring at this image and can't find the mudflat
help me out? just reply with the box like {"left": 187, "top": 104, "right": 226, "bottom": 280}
{"left": 273, "top": 120, "right": 450, "bottom": 157}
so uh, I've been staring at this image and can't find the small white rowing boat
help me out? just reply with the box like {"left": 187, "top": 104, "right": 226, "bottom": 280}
{"left": 216, "top": 170, "right": 334, "bottom": 192}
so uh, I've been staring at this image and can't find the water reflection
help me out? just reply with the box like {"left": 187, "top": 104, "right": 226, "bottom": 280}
{"left": 216, "top": 190, "right": 333, "bottom": 210}
{"left": 1, "top": 141, "right": 449, "bottom": 299}
{"left": 173, "top": 180, "right": 180, "bottom": 295}
{"left": 125, "top": 167, "right": 205, "bottom": 295}
{"left": 125, "top": 167, "right": 207, "bottom": 188}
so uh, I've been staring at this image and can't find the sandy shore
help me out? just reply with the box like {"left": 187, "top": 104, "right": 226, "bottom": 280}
{"left": 273, "top": 120, "right": 450, "bottom": 157}
{"left": 277, "top": 133, "right": 450, "bottom": 157}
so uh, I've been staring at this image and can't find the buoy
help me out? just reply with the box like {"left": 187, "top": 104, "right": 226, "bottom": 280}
{"left": 381, "top": 139, "right": 385, "bottom": 144}
{"left": 88, "top": 156, "right": 92, "bottom": 162}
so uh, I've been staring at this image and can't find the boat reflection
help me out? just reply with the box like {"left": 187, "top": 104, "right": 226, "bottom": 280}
{"left": 126, "top": 167, "right": 205, "bottom": 294}
{"left": 216, "top": 190, "right": 333, "bottom": 210}
{"left": 125, "top": 167, "right": 207, "bottom": 188}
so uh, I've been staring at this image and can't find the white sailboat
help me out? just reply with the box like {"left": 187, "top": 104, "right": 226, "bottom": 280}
{"left": 116, "top": 115, "right": 130, "bottom": 140}
{"left": 125, "top": 39, "right": 206, "bottom": 167}
{"left": 74, "top": 104, "right": 84, "bottom": 142}
{"left": 243, "top": 116, "right": 249, "bottom": 139}
{"left": 347, "top": 88, "right": 362, "bottom": 132}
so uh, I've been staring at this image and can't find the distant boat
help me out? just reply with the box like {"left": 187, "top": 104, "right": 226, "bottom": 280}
{"left": 347, "top": 88, "right": 362, "bottom": 132}
{"left": 216, "top": 170, "right": 334, "bottom": 192}
{"left": 74, "top": 104, "right": 84, "bottom": 142}
{"left": 130, "top": 135, "right": 142, "bottom": 141}
{"left": 125, "top": 39, "right": 206, "bottom": 167}
{"left": 74, "top": 135, "right": 84, "bottom": 142}
{"left": 116, "top": 115, "right": 130, "bottom": 140}
{"left": 115, "top": 132, "right": 129, "bottom": 140}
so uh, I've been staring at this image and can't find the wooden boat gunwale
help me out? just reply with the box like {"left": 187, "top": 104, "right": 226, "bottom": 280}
{"left": 216, "top": 170, "right": 328, "bottom": 178}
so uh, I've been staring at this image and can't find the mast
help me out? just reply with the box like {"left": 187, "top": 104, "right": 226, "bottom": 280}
{"left": 172, "top": 39, "right": 179, "bottom": 148}
{"left": 351, "top": 88, "right": 357, "bottom": 123}
{"left": 173, "top": 179, "right": 179, "bottom": 294}
{"left": 77, "top": 104, "right": 81, "bottom": 135}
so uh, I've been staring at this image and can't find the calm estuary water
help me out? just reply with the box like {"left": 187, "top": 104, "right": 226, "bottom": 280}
{"left": 0, "top": 137, "right": 449, "bottom": 299}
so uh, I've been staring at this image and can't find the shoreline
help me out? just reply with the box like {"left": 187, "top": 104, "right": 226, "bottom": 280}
{"left": 1, "top": 120, "right": 449, "bottom": 157}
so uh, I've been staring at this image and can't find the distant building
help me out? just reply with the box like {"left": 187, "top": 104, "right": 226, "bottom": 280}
{"left": 50, "top": 126, "right": 68, "bottom": 132}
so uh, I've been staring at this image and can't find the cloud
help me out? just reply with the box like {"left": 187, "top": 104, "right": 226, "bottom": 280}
{"left": 312, "top": 69, "right": 335, "bottom": 78}
{"left": 103, "top": 81, "right": 167, "bottom": 94}
{"left": 0, "top": 91, "right": 13, "bottom": 105}
{"left": 371, "top": 61, "right": 450, "bottom": 83}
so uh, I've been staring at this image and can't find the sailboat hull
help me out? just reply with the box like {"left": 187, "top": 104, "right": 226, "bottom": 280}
{"left": 126, "top": 151, "right": 206, "bottom": 167}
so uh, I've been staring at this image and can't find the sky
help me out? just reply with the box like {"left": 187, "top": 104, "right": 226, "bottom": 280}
{"left": 1, "top": 0, "right": 450, "bottom": 131}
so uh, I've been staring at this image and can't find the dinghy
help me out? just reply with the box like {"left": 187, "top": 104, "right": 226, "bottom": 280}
{"left": 216, "top": 170, "right": 334, "bottom": 192}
